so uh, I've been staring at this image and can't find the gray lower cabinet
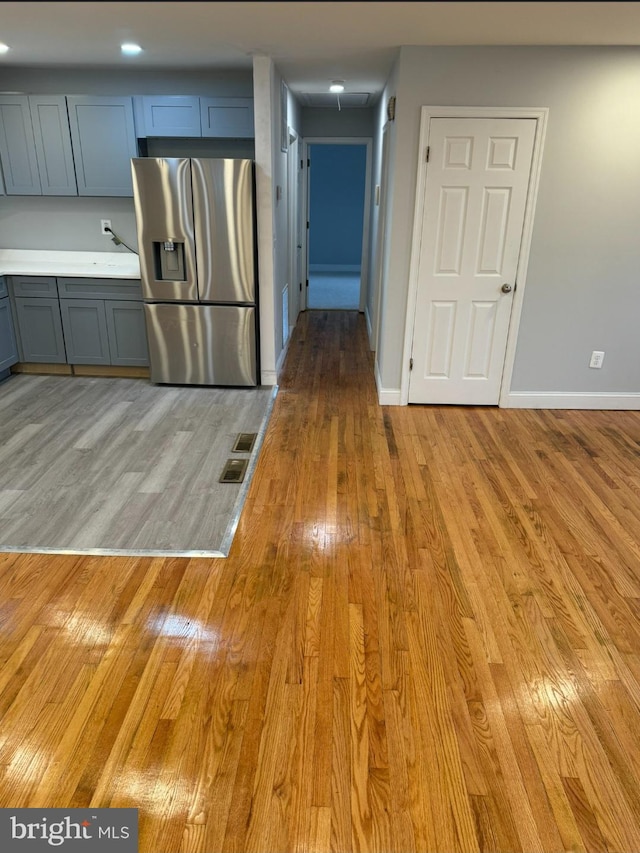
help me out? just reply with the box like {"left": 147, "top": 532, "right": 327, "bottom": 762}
{"left": 59, "top": 299, "right": 111, "bottom": 364}
{"left": 8, "top": 275, "right": 149, "bottom": 368}
{"left": 8, "top": 276, "right": 67, "bottom": 363}
{"left": 13, "top": 296, "right": 67, "bottom": 363}
{"left": 104, "top": 300, "right": 149, "bottom": 366}
{"left": 60, "top": 297, "right": 149, "bottom": 366}
{"left": 57, "top": 278, "right": 148, "bottom": 367}
{"left": 0, "top": 289, "right": 19, "bottom": 374}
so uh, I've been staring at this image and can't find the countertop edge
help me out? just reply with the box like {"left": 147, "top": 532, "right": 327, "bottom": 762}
{"left": 0, "top": 250, "right": 141, "bottom": 280}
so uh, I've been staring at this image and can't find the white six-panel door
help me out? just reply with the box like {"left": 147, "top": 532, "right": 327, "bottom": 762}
{"left": 408, "top": 117, "right": 537, "bottom": 405}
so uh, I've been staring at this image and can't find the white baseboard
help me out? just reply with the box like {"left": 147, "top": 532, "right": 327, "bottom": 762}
{"left": 309, "top": 264, "right": 361, "bottom": 273}
{"left": 275, "top": 348, "right": 287, "bottom": 375}
{"left": 260, "top": 321, "right": 297, "bottom": 387}
{"left": 375, "top": 360, "right": 402, "bottom": 405}
{"left": 260, "top": 369, "right": 278, "bottom": 386}
{"left": 505, "top": 391, "right": 640, "bottom": 410}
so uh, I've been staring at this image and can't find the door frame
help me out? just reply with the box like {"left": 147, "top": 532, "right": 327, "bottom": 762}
{"left": 286, "top": 126, "right": 302, "bottom": 338}
{"left": 371, "top": 121, "right": 391, "bottom": 354}
{"left": 400, "top": 106, "right": 549, "bottom": 407}
{"left": 302, "top": 136, "right": 373, "bottom": 313}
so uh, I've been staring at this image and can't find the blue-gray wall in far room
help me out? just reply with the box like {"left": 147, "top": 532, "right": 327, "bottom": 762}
{"left": 308, "top": 144, "right": 366, "bottom": 270}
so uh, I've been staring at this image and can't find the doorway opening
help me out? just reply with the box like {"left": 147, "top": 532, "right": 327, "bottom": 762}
{"left": 304, "top": 140, "right": 371, "bottom": 311}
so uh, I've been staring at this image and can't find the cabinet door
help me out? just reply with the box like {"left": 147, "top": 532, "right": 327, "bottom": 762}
{"left": 0, "top": 96, "right": 42, "bottom": 194}
{"left": 0, "top": 296, "right": 19, "bottom": 371}
{"left": 29, "top": 95, "right": 77, "bottom": 196}
{"left": 66, "top": 96, "right": 138, "bottom": 196}
{"left": 200, "top": 97, "right": 255, "bottom": 138}
{"left": 134, "top": 95, "right": 201, "bottom": 138}
{"left": 59, "top": 299, "right": 110, "bottom": 364}
{"left": 14, "top": 297, "right": 66, "bottom": 363}
{"left": 104, "top": 300, "right": 149, "bottom": 366}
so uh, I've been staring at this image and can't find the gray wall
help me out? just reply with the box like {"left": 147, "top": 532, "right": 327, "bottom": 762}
{"left": 266, "top": 66, "right": 304, "bottom": 374}
{"left": 0, "top": 66, "right": 254, "bottom": 253}
{"left": 301, "top": 107, "right": 374, "bottom": 138}
{"left": 0, "top": 67, "right": 253, "bottom": 96}
{"left": 379, "top": 45, "right": 640, "bottom": 396}
{"left": 369, "top": 59, "right": 398, "bottom": 373}
{"left": 0, "top": 196, "right": 138, "bottom": 252}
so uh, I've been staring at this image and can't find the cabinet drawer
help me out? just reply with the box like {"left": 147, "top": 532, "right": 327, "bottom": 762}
{"left": 57, "top": 278, "right": 143, "bottom": 300}
{"left": 9, "top": 276, "right": 58, "bottom": 297}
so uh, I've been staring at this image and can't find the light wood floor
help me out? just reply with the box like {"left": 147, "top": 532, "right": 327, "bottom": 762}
{"left": 0, "top": 375, "right": 275, "bottom": 555}
{"left": 1, "top": 310, "right": 640, "bottom": 852}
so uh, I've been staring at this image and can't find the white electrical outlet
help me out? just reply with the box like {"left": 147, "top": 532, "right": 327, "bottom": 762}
{"left": 589, "top": 350, "right": 605, "bottom": 369}
{"left": 100, "top": 219, "right": 112, "bottom": 235}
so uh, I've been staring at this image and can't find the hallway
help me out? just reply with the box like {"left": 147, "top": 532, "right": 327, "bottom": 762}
{"left": 1, "top": 309, "right": 640, "bottom": 852}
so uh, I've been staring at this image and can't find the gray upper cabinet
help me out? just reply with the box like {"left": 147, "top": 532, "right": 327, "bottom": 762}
{"left": 0, "top": 96, "right": 42, "bottom": 194}
{"left": 200, "top": 97, "right": 254, "bottom": 138}
{"left": 66, "top": 95, "right": 138, "bottom": 196}
{"left": 134, "top": 95, "right": 202, "bottom": 138}
{"left": 29, "top": 95, "right": 77, "bottom": 196}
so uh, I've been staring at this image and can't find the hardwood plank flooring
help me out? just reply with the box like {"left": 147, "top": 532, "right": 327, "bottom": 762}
{"left": 0, "top": 376, "right": 275, "bottom": 555}
{"left": 1, "top": 309, "right": 640, "bottom": 852}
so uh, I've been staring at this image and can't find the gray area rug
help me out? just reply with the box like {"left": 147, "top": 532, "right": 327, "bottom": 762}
{"left": 0, "top": 374, "right": 277, "bottom": 557}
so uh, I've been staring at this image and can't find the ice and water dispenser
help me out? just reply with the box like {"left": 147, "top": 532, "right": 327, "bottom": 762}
{"left": 154, "top": 240, "right": 187, "bottom": 281}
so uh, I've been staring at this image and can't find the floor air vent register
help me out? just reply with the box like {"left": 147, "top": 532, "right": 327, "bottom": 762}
{"left": 232, "top": 432, "right": 258, "bottom": 453}
{"left": 219, "top": 433, "right": 258, "bottom": 483}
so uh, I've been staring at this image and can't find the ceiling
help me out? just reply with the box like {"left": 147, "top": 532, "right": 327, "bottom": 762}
{"left": 1, "top": 1, "right": 640, "bottom": 99}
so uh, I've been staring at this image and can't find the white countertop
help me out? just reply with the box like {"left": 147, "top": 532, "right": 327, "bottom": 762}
{"left": 0, "top": 250, "right": 140, "bottom": 279}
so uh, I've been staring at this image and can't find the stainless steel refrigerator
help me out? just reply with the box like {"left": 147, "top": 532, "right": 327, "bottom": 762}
{"left": 131, "top": 157, "right": 259, "bottom": 386}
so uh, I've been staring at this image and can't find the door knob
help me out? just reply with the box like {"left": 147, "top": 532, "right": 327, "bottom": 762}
{"left": 501, "top": 283, "right": 513, "bottom": 293}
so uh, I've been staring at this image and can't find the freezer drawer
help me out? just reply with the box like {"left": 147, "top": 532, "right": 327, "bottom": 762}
{"left": 144, "top": 302, "right": 257, "bottom": 386}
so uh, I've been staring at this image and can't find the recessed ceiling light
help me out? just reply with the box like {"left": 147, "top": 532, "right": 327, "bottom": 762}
{"left": 121, "top": 43, "right": 142, "bottom": 56}
{"left": 329, "top": 81, "right": 345, "bottom": 93}
{"left": 0, "top": 43, "right": 9, "bottom": 54}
